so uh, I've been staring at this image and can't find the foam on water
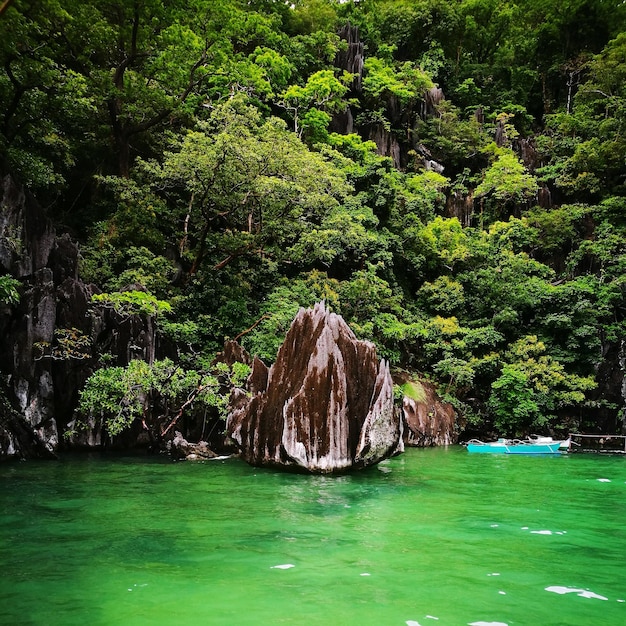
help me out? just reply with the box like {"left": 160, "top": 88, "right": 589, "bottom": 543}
{"left": 468, "top": 621, "right": 508, "bottom": 626}
{"left": 270, "top": 563, "right": 295, "bottom": 569}
{"left": 545, "top": 586, "right": 608, "bottom": 600}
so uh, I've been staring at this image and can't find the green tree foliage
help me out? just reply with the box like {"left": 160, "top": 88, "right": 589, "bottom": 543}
{"left": 0, "top": 275, "right": 20, "bottom": 305}
{"left": 279, "top": 69, "right": 352, "bottom": 137}
{"left": 3, "top": 0, "right": 626, "bottom": 440}
{"left": 362, "top": 57, "right": 433, "bottom": 104}
{"left": 75, "top": 358, "right": 249, "bottom": 438}
{"left": 488, "top": 336, "right": 596, "bottom": 435}
{"left": 0, "top": 0, "right": 97, "bottom": 191}
{"left": 538, "top": 33, "right": 626, "bottom": 200}
{"left": 475, "top": 149, "right": 538, "bottom": 220}
{"left": 91, "top": 291, "right": 172, "bottom": 318}
{"left": 144, "top": 96, "right": 353, "bottom": 275}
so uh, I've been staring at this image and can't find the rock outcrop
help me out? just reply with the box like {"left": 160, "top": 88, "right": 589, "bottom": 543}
{"left": 397, "top": 377, "right": 457, "bottom": 447}
{"left": 227, "top": 302, "right": 403, "bottom": 473}
{"left": 0, "top": 173, "right": 88, "bottom": 457}
{"left": 332, "top": 23, "right": 446, "bottom": 170}
{"left": 168, "top": 431, "right": 218, "bottom": 461}
{"left": 0, "top": 173, "right": 165, "bottom": 459}
{"left": 335, "top": 23, "right": 364, "bottom": 92}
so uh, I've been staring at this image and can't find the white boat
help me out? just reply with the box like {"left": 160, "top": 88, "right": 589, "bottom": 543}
{"left": 529, "top": 435, "right": 571, "bottom": 450}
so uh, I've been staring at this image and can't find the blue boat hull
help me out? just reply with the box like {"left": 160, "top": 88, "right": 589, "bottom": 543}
{"left": 505, "top": 442, "right": 562, "bottom": 454}
{"left": 467, "top": 440, "right": 564, "bottom": 454}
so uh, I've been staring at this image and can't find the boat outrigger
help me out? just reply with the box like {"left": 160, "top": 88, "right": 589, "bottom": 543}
{"left": 465, "top": 437, "right": 568, "bottom": 454}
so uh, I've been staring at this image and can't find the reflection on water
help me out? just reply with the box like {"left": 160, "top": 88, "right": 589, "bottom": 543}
{"left": 1, "top": 448, "right": 625, "bottom": 625}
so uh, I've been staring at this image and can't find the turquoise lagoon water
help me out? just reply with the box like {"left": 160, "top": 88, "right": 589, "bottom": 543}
{"left": 1, "top": 447, "right": 625, "bottom": 625}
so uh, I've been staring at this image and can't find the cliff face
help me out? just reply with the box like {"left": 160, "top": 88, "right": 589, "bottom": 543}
{"left": 0, "top": 174, "right": 160, "bottom": 459}
{"left": 332, "top": 24, "right": 445, "bottom": 171}
{"left": 227, "top": 302, "right": 403, "bottom": 473}
{"left": 0, "top": 174, "right": 88, "bottom": 457}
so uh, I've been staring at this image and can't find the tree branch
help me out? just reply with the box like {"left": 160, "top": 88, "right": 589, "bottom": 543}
{"left": 0, "top": 0, "right": 14, "bottom": 18}
{"left": 160, "top": 383, "right": 208, "bottom": 437}
{"left": 212, "top": 245, "right": 261, "bottom": 271}
{"left": 233, "top": 314, "right": 270, "bottom": 342}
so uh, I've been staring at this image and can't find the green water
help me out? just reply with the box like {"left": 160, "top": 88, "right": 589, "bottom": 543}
{"left": 1, "top": 448, "right": 625, "bottom": 626}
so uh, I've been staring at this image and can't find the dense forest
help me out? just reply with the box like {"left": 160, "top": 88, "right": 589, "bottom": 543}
{"left": 1, "top": 0, "right": 626, "bottom": 446}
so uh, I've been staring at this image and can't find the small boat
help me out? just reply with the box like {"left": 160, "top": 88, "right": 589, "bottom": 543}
{"left": 466, "top": 438, "right": 566, "bottom": 454}
{"left": 528, "top": 435, "right": 571, "bottom": 450}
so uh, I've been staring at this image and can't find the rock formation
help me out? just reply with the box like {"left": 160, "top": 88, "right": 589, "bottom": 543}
{"left": 227, "top": 302, "right": 403, "bottom": 473}
{"left": 0, "top": 173, "right": 88, "bottom": 457}
{"left": 168, "top": 431, "right": 218, "bottom": 461}
{"left": 397, "top": 376, "right": 458, "bottom": 447}
{"left": 332, "top": 23, "right": 446, "bottom": 171}
{"left": 335, "top": 23, "right": 364, "bottom": 92}
{"left": 0, "top": 172, "right": 165, "bottom": 459}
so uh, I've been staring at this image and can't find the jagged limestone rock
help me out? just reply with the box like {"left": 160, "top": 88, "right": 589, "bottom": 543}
{"left": 398, "top": 377, "right": 457, "bottom": 447}
{"left": 0, "top": 172, "right": 167, "bottom": 458}
{"left": 227, "top": 302, "right": 403, "bottom": 473}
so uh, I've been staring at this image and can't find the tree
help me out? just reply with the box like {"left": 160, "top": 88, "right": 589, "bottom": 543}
{"left": 286, "top": 0, "right": 339, "bottom": 35}
{"left": 75, "top": 357, "right": 250, "bottom": 440}
{"left": 419, "top": 216, "right": 471, "bottom": 273}
{"left": 84, "top": 0, "right": 221, "bottom": 178}
{"left": 143, "top": 96, "right": 352, "bottom": 277}
{"left": 0, "top": 0, "right": 97, "bottom": 191}
{"left": 475, "top": 148, "right": 538, "bottom": 221}
{"left": 279, "top": 69, "right": 352, "bottom": 137}
{"left": 488, "top": 335, "right": 596, "bottom": 435}
{"left": 540, "top": 34, "right": 626, "bottom": 199}
{"left": 362, "top": 56, "right": 433, "bottom": 104}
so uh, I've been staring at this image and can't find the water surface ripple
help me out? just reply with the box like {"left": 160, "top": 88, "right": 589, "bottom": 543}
{"left": 1, "top": 447, "right": 625, "bottom": 625}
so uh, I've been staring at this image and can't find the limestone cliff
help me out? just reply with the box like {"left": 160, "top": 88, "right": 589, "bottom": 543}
{"left": 0, "top": 173, "right": 161, "bottom": 459}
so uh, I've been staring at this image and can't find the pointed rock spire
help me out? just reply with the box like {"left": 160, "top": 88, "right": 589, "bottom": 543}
{"left": 227, "top": 302, "right": 403, "bottom": 473}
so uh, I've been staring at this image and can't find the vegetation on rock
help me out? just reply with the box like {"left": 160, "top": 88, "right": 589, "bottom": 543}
{"left": 2, "top": 0, "right": 626, "bottom": 442}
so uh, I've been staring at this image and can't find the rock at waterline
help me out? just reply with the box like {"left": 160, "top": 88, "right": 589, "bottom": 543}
{"left": 167, "top": 431, "right": 218, "bottom": 461}
{"left": 226, "top": 302, "right": 403, "bottom": 473}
